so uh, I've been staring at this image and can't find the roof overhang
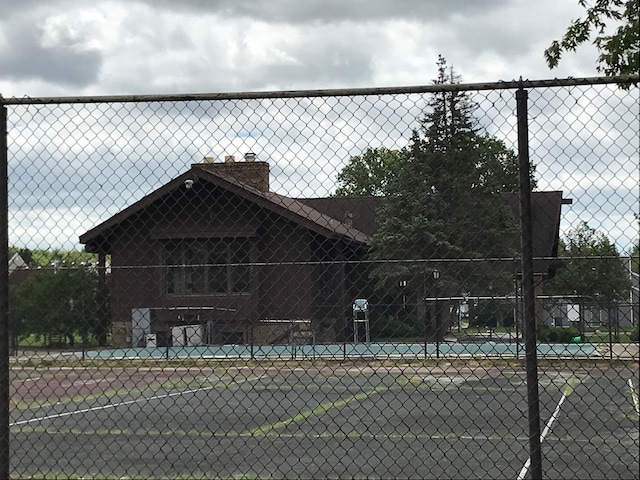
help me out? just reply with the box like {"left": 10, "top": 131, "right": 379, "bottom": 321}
{"left": 80, "top": 166, "right": 369, "bottom": 253}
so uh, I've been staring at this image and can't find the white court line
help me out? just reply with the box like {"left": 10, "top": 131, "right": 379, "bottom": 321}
{"left": 629, "top": 378, "right": 640, "bottom": 415}
{"left": 10, "top": 374, "right": 266, "bottom": 427}
{"left": 21, "top": 377, "right": 43, "bottom": 384}
{"left": 517, "top": 380, "right": 574, "bottom": 480}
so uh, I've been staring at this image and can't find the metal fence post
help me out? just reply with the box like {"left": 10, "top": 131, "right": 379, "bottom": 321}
{"left": 514, "top": 259, "right": 521, "bottom": 359}
{"left": 0, "top": 97, "right": 10, "bottom": 479}
{"left": 517, "top": 87, "right": 543, "bottom": 480}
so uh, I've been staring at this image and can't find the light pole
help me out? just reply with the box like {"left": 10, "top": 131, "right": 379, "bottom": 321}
{"left": 433, "top": 269, "right": 440, "bottom": 359}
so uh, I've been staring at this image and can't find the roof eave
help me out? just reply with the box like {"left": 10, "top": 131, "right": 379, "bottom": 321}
{"left": 79, "top": 167, "right": 369, "bottom": 252}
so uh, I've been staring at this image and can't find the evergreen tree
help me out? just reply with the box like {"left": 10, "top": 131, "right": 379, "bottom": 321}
{"left": 333, "top": 56, "right": 532, "bottom": 339}
{"left": 363, "top": 57, "right": 525, "bottom": 339}
{"left": 369, "top": 56, "right": 520, "bottom": 295}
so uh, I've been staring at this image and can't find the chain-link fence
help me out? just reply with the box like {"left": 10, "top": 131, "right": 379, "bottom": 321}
{"left": 1, "top": 76, "right": 638, "bottom": 479}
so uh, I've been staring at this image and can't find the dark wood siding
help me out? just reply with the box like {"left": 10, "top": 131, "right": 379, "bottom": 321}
{"left": 106, "top": 183, "right": 342, "bottom": 345}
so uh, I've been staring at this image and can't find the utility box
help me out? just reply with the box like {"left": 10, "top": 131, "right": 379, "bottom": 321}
{"left": 172, "top": 324, "right": 204, "bottom": 346}
{"left": 567, "top": 304, "right": 580, "bottom": 326}
{"left": 145, "top": 333, "right": 157, "bottom": 348}
{"left": 131, "top": 308, "right": 152, "bottom": 347}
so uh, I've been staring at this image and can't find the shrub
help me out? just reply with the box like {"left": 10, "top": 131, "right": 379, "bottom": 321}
{"left": 371, "top": 314, "right": 423, "bottom": 341}
{"left": 630, "top": 329, "right": 639, "bottom": 342}
{"left": 540, "top": 326, "right": 580, "bottom": 343}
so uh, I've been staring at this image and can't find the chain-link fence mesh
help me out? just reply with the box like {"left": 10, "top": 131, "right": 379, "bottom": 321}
{"left": 1, "top": 77, "right": 638, "bottom": 479}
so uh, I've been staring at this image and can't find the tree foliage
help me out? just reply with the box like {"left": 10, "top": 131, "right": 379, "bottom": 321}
{"left": 11, "top": 267, "right": 101, "bottom": 346}
{"left": 631, "top": 239, "right": 639, "bottom": 273}
{"left": 9, "top": 247, "right": 99, "bottom": 268}
{"left": 334, "top": 56, "right": 538, "bottom": 338}
{"left": 335, "top": 58, "right": 535, "bottom": 203}
{"left": 545, "top": 222, "right": 631, "bottom": 303}
{"left": 545, "top": 0, "right": 640, "bottom": 78}
{"left": 334, "top": 148, "right": 405, "bottom": 197}
{"left": 367, "top": 56, "right": 522, "bottom": 294}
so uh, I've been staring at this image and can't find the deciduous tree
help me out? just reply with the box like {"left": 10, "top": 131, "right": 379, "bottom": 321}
{"left": 11, "top": 267, "right": 101, "bottom": 347}
{"left": 545, "top": 221, "right": 631, "bottom": 304}
{"left": 545, "top": 0, "right": 639, "bottom": 78}
{"left": 334, "top": 147, "right": 405, "bottom": 197}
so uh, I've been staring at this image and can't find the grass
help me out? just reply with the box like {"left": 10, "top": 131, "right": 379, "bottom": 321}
{"left": 9, "top": 354, "right": 639, "bottom": 372}
{"left": 16, "top": 335, "right": 44, "bottom": 348}
{"left": 585, "top": 331, "right": 631, "bottom": 343}
{"left": 17, "top": 334, "right": 100, "bottom": 349}
{"left": 452, "top": 325, "right": 639, "bottom": 343}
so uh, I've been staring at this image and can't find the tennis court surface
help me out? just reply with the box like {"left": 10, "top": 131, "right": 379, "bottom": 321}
{"left": 9, "top": 361, "right": 639, "bottom": 479}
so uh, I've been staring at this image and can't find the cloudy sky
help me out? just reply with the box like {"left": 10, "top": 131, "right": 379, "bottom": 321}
{"left": 1, "top": 0, "right": 638, "bottom": 254}
{"left": 0, "top": 0, "right": 604, "bottom": 96}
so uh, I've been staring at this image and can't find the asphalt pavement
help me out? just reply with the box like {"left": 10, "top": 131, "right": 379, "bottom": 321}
{"left": 8, "top": 363, "right": 639, "bottom": 479}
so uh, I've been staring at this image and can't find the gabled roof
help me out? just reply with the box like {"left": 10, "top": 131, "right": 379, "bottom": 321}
{"left": 504, "top": 190, "right": 568, "bottom": 259}
{"left": 80, "top": 164, "right": 369, "bottom": 253}
{"left": 297, "top": 196, "right": 381, "bottom": 237}
{"left": 300, "top": 191, "right": 569, "bottom": 259}
{"left": 9, "top": 252, "right": 27, "bottom": 273}
{"left": 80, "top": 162, "right": 569, "bottom": 273}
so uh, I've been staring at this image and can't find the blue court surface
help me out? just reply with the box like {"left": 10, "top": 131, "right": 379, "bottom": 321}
{"left": 75, "top": 341, "right": 598, "bottom": 360}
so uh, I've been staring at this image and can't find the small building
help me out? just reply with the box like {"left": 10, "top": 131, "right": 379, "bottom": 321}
{"left": 80, "top": 157, "right": 371, "bottom": 346}
{"left": 542, "top": 266, "right": 639, "bottom": 330}
{"left": 79, "top": 156, "right": 567, "bottom": 347}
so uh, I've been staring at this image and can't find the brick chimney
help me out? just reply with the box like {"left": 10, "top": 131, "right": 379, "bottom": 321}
{"left": 196, "top": 153, "right": 270, "bottom": 192}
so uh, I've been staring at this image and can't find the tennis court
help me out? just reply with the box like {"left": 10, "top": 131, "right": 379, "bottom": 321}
{"left": 63, "top": 341, "right": 601, "bottom": 361}
{"left": 3, "top": 72, "right": 638, "bottom": 479}
{"left": 9, "top": 361, "right": 639, "bottom": 479}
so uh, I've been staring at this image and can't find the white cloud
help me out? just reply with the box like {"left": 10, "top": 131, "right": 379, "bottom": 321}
{"left": 1, "top": 0, "right": 637, "bottom": 254}
{"left": 0, "top": 0, "right": 595, "bottom": 96}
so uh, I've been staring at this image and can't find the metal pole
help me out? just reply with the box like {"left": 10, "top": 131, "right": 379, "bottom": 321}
{"left": 365, "top": 310, "right": 370, "bottom": 344}
{"left": 515, "top": 268, "right": 520, "bottom": 359}
{"left": 608, "top": 305, "right": 613, "bottom": 361}
{"left": 82, "top": 322, "right": 86, "bottom": 362}
{"left": 165, "top": 337, "right": 169, "bottom": 361}
{"left": 629, "top": 257, "right": 636, "bottom": 328}
{"left": 250, "top": 325, "right": 254, "bottom": 361}
{"left": 517, "top": 88, "right": 543, "bottom": 480}
{"left": 424, "top": 293, "right": 429, "bottom": 360}
{"left": 97, "top": 252, "right": 108, "bottom": 347}
{"left": 435, "top": 278, "right": 440, "bottom": 360}
{"left": 2, "top": 75, "right": 636, "bottom": 106}
{"left": 0, "top": 99, "right": 10, "bottom": 479}
{"left": 353, "top": 313, "right": 358, "bottom": 344}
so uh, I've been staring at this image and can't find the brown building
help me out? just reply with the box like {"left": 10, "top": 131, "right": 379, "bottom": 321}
{"left": 80, "top": 156, "right": 568, "bottom": 347}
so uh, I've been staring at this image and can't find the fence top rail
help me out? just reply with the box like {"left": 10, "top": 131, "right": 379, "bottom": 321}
{"left": 1, "top": 75, "right": 637, "bottom": 105}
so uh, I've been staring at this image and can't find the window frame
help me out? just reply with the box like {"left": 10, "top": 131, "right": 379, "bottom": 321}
{"left": 163, "top": 238, "right": 252, "bottom": 296}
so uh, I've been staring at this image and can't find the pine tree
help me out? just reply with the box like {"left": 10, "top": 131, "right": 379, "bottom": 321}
{"left": 368, "top": 57, "right": 521, "bottom": 337}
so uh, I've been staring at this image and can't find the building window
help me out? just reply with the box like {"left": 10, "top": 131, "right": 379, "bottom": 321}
{"left": 164, "top": 238, "right": 251, "bottom": 295}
